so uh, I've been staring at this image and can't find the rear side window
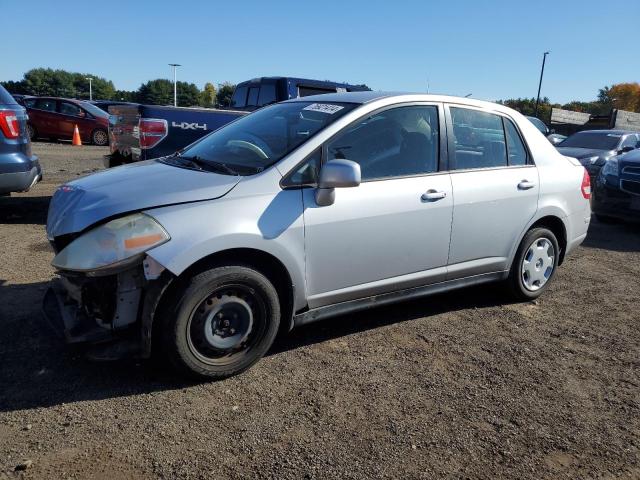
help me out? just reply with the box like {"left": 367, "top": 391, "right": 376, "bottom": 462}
{"left": 503, "top": 119, "right": 528, "bottom": 166}
{"left": 257, "top": 84, "right": 277, "bottom": 106}
{"left": 0, "top": 86, "right": 18, "bottom": 105}
{"left": 34, "top": 99, "right": 57, "bottom": 112}
{"left": 450, "top": 107, "right": 507, "bottom": 170}
{"left": 247, "top": 87, "right": 260, "bottom": 107}
{"left": 231, "top": 86, "right": 248, "bottom": 108}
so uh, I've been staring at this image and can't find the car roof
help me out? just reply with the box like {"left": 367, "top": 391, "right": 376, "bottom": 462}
{"left": 284, "top": 91, "right": 516, "bottom": 112}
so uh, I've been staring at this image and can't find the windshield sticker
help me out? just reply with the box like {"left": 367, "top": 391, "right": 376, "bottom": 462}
{"left": 303, "top": 103, "right": 344, "bottom": 115}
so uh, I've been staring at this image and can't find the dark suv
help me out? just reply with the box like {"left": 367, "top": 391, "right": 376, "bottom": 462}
{"left": 0, "top": 85, "right": 41, "bottom": 195}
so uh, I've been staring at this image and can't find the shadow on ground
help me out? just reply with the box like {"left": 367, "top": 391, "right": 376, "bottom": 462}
{"left": 0, "top": 195, "right": 50, "bottom": 225}
{"left": 582, "top": 217, "right": 640, "bottom": 253}
{"left": 0, "top": 278, "right": 508, "bottom": 413}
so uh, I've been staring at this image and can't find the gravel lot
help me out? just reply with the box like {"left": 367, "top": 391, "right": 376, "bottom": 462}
{"left": 1, "top": 142, "right": 639, "bottom": 479}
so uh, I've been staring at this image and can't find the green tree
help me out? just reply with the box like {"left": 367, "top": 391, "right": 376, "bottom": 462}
{"left": 200, "top": 82, "right": 217, "bottom": 107}
{"left": 496, "top": 97, "right": 556, "bottom": 122}
{"left": 599, "top": 83, "right": 640, "bottom": 112}
{"left": 114, "top": 90, "right": 138, "bottom": 102}
{"left": 71, "top": 73, "right": 116, "bottom": 100}
{"left": 0, "top": 80, "right": 27, "bottom": 94}
{"left": 216, "top": 81, "right": 236, "bottom": 107}
{"left": 176, "top": 81, "right": 201, "bottom": 107}
{"left": 137, "top": 79, "right": 201, "bottom": 106}
{"left": 21, "top": 68, "right": 75, "bottom": 96}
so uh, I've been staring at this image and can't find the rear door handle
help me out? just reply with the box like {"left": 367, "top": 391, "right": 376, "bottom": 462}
{"left": 421, "top": 189, "right": 447, "bottom": 201}
{"left": 517, "top": 180, "right": 536, "bottom": 190}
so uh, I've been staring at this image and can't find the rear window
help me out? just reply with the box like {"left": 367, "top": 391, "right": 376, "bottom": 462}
{"left": 231, "top": 86, "right": 248, "bottom": 108}
{"left": 0, "top": 85, "right": 18, "bottom": 105}
{"left": 559, "top": 132, "right": 620, "bottom": 150}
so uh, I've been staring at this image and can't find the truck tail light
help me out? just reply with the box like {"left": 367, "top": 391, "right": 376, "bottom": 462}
{"left": 138, "top": 118, "right": 167, "bottom": 149}
{"left": 0, "top": 110, "right": 21, "bottom": 139}
{"left": 581, "top": 169, "right": 591, "bottom": 200}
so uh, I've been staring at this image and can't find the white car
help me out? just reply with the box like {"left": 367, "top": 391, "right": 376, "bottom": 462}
{"left": 44, "top": 92, "right": 592, "bottom": 378}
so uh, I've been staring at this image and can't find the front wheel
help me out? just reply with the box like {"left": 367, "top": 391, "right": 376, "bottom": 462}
{"left": 508, "top": 227, "right": 560, "bottom": 301}
{"left": 91, "top": 128, "right": 109, "bottom": 146}
{"left": 161, "top": 265, "right": 281, "bottom": 379}
{"left": 26, "top": 124, "right": 37, "bottom": 141}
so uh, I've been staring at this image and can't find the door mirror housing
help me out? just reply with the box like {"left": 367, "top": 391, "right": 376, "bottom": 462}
{"left": 315, "top": 159, "right": 361, "bottom": 206}
{"left": 618, "top": 146, "right": 634, "bottom": 154}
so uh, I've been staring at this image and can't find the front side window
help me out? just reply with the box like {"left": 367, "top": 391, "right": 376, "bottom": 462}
{"left": 60, "top": 102, "right": 83, "bottom": 116}
{"left": 450, "top": 107, "right": 507, "bottom": 170}
{"left": 178, "top": 101, "right": 357, "bottom": 175}
{"left": 326, "top": 105, "right": 439, "bottom": 181}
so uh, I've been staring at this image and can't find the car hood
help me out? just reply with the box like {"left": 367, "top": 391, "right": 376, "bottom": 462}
{"left": 555, "top": 147, "right": 613, "bottom": 161}
{"left": 46, "top": 160, "right": 242, "bottom": 238}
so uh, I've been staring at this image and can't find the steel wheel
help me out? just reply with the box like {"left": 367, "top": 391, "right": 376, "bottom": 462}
{"left": 92, "top": 129, "right": 108, "bottom": 146}
{"left": 186, "top": 284, "right": 268, "bottom": 367}
{"left": 521, "top": 237, "right": 555, "bottom": 291}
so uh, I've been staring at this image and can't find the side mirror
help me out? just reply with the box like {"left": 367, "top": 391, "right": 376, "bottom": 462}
{"left": 315, "top": 159, "right": 361, "bottom": 206}
{"left": 618, "top": 146, "right": 634, "bottom": 154}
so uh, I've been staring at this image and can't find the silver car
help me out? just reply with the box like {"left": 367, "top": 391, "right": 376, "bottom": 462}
{"left": 44, "top": 92, "right": 592, "bottom": 379}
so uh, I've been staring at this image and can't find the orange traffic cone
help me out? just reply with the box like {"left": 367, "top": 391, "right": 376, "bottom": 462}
{"left": 72, "top": 124, "right": 82, "bottom": 146}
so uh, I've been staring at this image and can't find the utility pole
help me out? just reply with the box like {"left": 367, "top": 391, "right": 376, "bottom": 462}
{"left": 534, "top": 51, "right": 550, "bottom": 118}
{"left": 169, "top": 64, "right": 181, "bottom": 107}
{"left": 85, "top": 76, "right": 93, "bottom": 101}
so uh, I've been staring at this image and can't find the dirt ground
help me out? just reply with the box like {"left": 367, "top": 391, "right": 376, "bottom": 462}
{"left": 0, "top": 142, "right": 638, "bottom": 479}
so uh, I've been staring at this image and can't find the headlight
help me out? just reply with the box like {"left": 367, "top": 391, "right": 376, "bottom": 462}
{"left": 585, "top": 156, "right": 600, "bottom": 165}
{"left": 601, "top": 157, "right": 619, "bottom": 177}
{"left": 52, "top": 213, "right": 169, "bottom": 273}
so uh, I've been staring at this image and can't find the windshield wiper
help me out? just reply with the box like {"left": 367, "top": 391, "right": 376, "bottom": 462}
{"left": 179, "top": 155, "right": 239, "bottom": 176}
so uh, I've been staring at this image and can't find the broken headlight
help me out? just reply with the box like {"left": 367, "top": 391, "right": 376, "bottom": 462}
{"left": 52, "top": 213, "right": 169, "bottom": 273}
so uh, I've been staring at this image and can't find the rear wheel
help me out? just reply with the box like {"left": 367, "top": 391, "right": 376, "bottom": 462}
{"left": 161, "top": 265, "right": 281, "bottom": 379}
{"left": 92, "top": 128, "right": 108, "bottom": 146}
{"left": 508, "top": 227, "right": 559, "bottom": 301}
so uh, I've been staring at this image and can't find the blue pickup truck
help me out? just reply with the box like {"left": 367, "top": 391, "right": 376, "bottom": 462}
{"left": 107, "top": 76, "right": 369, "bottom": 167}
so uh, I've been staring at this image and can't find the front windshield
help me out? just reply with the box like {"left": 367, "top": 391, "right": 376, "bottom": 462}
{"left": 559, "top": 132, "right": 620, "bottom": 150}
{"left": 179, "top": 101, "right": 357, "bottom": 174}
{"left": 79, "top": 101, "right": 109, "bottom": 118}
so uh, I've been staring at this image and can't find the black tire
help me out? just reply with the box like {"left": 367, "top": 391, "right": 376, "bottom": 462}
{"left": 161, "top": 265, "right": 280, "bottom": 379}
{"left": 26, "top": 124, "right": 37, "bottom": 141}
{"left": 595, "top": 214, "right": 617, "bottom": 224}
{"left": 91, "top": 128, "right": 109, "bottom": 146}
{"left": 507, "top": 227, "right": 560, "bottom": 301}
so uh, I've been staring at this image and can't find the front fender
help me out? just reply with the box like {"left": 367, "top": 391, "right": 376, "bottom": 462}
{"left": 143, "top": 189, "right": 308, "bottom": 311}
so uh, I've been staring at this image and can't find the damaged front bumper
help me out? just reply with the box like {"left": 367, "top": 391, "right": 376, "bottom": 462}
{"left": 42, "top": 258, "right": 173, "bottom": 361}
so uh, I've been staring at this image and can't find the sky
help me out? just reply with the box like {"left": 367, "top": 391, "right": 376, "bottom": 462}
{"left": 1, "top": 0, "right": 638, "bottom": 104}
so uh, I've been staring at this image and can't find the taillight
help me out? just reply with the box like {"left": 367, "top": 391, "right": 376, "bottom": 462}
{"left": 138, "top": 118, "right": 167, "bottom": 149}
{"left": 0, "top": 110, "right": 20, "bottom": 139}
{"left": 581, "top": 169, "right": 591, "bottom": 200}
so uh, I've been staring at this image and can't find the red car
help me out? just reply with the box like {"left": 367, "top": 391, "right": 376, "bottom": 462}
{"left": 23, "top": 97, "right": 109, "bottom": 146}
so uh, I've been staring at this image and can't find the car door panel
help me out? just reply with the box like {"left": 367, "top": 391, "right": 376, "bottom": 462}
{"left": 302, "top": 174, "right": 453, "bottom": 308}
{"left": 447, "top": 166, "right": 539, "bottom": 276}
{"left": 445, "top": 104, "right": 540, "bottom": 279}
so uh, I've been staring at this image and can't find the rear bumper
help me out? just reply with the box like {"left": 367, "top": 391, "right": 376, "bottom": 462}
{"left": 593, "top": 178, "right": 640, "bottom": 223}
{"left": 0, "top": 160, "right": 42, "bottom": 194}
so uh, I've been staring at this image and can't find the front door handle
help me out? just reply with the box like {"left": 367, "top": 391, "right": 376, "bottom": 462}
{"left": 421, "top": 189, "right": 447, "bottom": 201}
{"left": 517, "top": 180, "right": 536, "bottom": 190}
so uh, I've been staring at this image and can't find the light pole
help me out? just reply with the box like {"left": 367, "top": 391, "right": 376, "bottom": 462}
{"left": 85, "top": 76, "right": 93, "bottom": 101}
{"left": 169, "top": 63, "right": 181, "bottom": 107}
{"left": 534, "top": 51, "right": 550, "bottom": 118}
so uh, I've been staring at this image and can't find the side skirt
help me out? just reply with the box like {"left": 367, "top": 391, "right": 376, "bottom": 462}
{"left": 293, "top": 271, "right": 508, "bottom": 327}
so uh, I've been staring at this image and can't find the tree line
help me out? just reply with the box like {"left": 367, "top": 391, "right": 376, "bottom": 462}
{"left": 1, "top": 68, "right": 236, "bottom": 107}
{"left": 3, "top": 69, "right": 639, "bottom": 118}
{"left": 496, "top": 83, "right": 640, "bottom": 122}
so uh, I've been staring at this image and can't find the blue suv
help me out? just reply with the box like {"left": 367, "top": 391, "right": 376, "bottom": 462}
{"left": 0, "top": 85, "right": 41, "bottom": 195}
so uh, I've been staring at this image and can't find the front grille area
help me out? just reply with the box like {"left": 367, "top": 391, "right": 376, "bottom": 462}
{"left": 620, "top": 179, "right": 640, "bottom": 196}
{"left": 622, "top": 166, "right": 640, "bottom": 176}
